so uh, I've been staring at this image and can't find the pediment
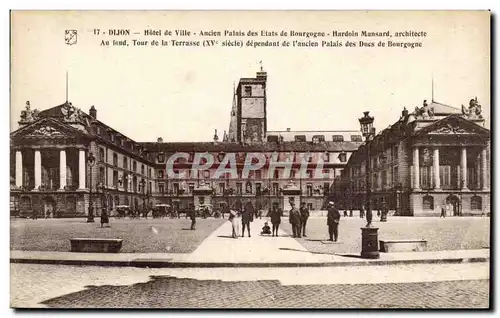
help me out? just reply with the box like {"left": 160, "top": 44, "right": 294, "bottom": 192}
{"left": 11, "top": 117, "right": 90, "bottom": 141}
{"left": 416, "top": 115, "right": 489, "bottom": 137}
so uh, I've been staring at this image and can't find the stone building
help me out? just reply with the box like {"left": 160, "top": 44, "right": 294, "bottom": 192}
{"left": 339, "top": 99, "right": 490, "bottom": 216}
{"left": 10, "top": 101, "right": 156, "bottom": 217}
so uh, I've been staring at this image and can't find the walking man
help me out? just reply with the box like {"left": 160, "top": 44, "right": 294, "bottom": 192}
{"left": 241, "top": 201, "right": 254, "bottom": 237}
{"left": 327, "top": 201, "right": 340, "bottom": 242}
{"left": 440, "top": 204, "right": 446, "bottom": 218}
{"left": 189, "top": 203, "right": 196, "bottom": 230}
{"left": 289, "top": 202, "right": 302, "bottom": 238}
{"left": 300, "top": 202, "right": 310, "bottom": 237}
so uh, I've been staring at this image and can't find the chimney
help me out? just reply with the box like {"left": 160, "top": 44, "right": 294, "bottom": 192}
{"left": 286, "top": 128, "right": 291, "bottom": 132}
{"left": 157, "top": 137, "right": 163, "bottom": 143}
{"left": 89, "top": 105, "right": 97, "bottom": 119}
{"left": 213, "top": 129, "right": 219, "bottom": 144}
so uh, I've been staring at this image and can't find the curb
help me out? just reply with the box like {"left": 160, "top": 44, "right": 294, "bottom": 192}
{"left": 10, "top": 256, "right": 490, "bottom": 268}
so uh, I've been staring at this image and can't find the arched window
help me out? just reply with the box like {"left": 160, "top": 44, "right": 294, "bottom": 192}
{"left": 471, "top": 196, "right": 482, "bottom": 210}
{"left": 423, "top": 195, "right": 434, "bottom": 210}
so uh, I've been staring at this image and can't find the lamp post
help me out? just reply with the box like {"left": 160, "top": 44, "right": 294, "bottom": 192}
{"left": 140, "top": 179, "right": 146, "bottom": 214}
{"left": 358, "top": 111, "right": 379, "bottom": 259}
{"left": 97, "top": 182, "right": 105, "bottom": 216}
{"left": 86, "top": 152, "right": 96, "bottom": 222}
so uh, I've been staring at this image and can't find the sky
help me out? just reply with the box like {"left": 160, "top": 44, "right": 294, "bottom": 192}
{"left": 10, "top": 11, "right": 490, "bottom": 142}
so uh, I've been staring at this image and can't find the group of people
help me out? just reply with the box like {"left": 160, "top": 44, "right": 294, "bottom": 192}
{"left": 223, "top": 200, "right": 342, "bottom": 242}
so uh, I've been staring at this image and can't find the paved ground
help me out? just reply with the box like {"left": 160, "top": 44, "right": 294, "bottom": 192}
{"left": 278, "top": 216, "right": 490, "bottom": 254}
{"left": 10, "top": 263, "right": 489, "bottom": 308}
{"left": 10, "top": 218, "right": 225, "bottom": 253}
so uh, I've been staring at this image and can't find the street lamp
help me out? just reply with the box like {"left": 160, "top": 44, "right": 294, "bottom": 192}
{"left": 140, "top": 179, "right": 146, "bottom": 212}
{"left": 358, "top": 111, "right": 379, "bottom": 259}
{"left": 87, "top": 152, "right": 96, "bottom": 222}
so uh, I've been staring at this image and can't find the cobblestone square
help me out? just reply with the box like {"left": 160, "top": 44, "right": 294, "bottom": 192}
{"left": 278, "top": 216, "right": 490, "bottom": 254}
{"left": 10, "top": 217, "right": 225, "bottom": 253}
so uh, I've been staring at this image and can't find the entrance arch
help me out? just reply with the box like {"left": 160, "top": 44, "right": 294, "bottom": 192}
{"left": 446, "top": 195, "right": 460, "bottom": 216}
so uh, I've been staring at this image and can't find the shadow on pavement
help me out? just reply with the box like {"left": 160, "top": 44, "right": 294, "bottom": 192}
{"left": 279, "top": 247, "right": 333, "bottom": 256}
{"left": 217, "top": 235, "right": 237, "bottom": 239}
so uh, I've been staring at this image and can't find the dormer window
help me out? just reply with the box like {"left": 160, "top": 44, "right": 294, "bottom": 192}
{"left": 294, "top": 135, "right": 306, "bottom": 142}
{"left": 312, "top": 135, "right": 325, "bottom": 143}
{"left": 110, "top": 133, "right": 115, "bottom": 142}
{"left": 96, "top": 127, "right": 101, "bottom": 136}
{"left": 332, "top": 135, "right": 344, "bottom": 142}
{"left": 157, "top": 152, "right": 165, "bottom": 163}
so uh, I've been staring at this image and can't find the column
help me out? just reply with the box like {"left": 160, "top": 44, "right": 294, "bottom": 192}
{"left": 433, "top": 148, "right": 440, "bottom": 189}
{"left": 59, "top": 149, "right": 67, "bottom": 190}
{"left": 15, "top": 150, "right": 23, "bottom": 188}
{"left": 413, "top": 147, "right": 420, "bottom": 190}
{"left": 481, "top": 147, "right": 488, "bottom": 190}
{"left": 476, "top": 154, "right": 481, "bottom": 190}
{"left": 78, "top": 149, "right": 86, "bottom": 189}
{"left": 34, "top": 150, "right": 42, "bottom": 190}
{"left": 461, "top": 147, "right": 467, "bottom": 190}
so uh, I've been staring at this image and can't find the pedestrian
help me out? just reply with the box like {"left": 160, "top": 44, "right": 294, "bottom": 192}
{"left": 327, "top": 201, "right": 340, "bottom": 242}
{"left": 380, "top": 198, "right": 389, "bottom": 221}
{"left": 360, "top": 206, "right": 365, "bottom": 218}
{"left": 343, "top": 210, "right": 348, "bottom": 217}
{"left": 261, "top": 221, "right": 271, "bottom": 235}
{"left": 300, "top": 202, "right": 310, "bottom": 237}
{"left": 269, "top": 202, "right": 282, "bottom": 237}
{"left": 349, "top": 209, "right": 353, "bottom": 217}
{"left": 100, "top": 208, "right": 110, "bottom": 228}
{"left": 228, "top": 209, "right": 240, "bottom": 238}
{"left": 189, "top": 204, "right": 196, "bottom": 230}
{"left": 440, "top": 204, "right": 446, "bottom": 218}
{"left": 289, "top": 202, "right": 302, "bottom": 238}
{"left": 241, "top": 201, "right": 254, "bottom": 237}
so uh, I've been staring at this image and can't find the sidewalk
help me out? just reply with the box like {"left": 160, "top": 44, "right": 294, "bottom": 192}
{"left": 11, "top": 218, "right": 490, "bottom": 268}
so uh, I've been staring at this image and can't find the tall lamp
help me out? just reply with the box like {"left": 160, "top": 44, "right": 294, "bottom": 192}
{"left": 87, "top": 152, "right": 96, "bottom": 222}
{"left": 358, "top": 111, "right": 379, "bottom": 259}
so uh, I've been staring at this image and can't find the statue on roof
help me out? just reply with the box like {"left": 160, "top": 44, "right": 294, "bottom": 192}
{"left": 462, "top": 97, "right": 483, "bottom": 120}
{"left": 61, "top": 101, "right": 85, "bottom": 123}
{"left": 414, "top": 100, "right": 434, "bottom": 120}
{"left": 19, "top": 100, "right": 40, "bottom": 124}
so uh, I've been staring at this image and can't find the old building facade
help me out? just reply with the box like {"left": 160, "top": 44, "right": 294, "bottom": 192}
{"left": 339, "top": 99, "right": 490, "bottom": 216}
{"left": 10, "top": 70, "right": 361, "bottom": 217}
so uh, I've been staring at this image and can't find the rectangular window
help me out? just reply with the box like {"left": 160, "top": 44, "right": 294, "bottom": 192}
{"left": 173, "top": 183, "right": 179, "bottom": 195}
{"left": 113, "top": 170, "right": 118, "bottom": 187}
{"left": 307, "top": 185, "right": 313, "bottom": 196}
{"left": 158, "top": 170, "right": 164, "bottom": 179}
{"left": 244, "top": 86, "right": 252, "bottom": 97}
{"left": 236, "top": 183, "right": 242, "bottom": 194}
{"left": 219, "top": 183, "right": 225, "bottom": 194}
{"left": 273, "top": 170, "right": 279, "bottom": 179}
{"left": 324, "top": 182, "right": 330, "bottom": 194}
{"left": 203, "top": 170, "right": 210, "bottom": 179}
{"left": 394, "top": 145, "right": 399, "bottom": 160}
{"left": 123, "top": 157, "right": 128, "bottom": 170}
{"left": 272, "top": 183, "right": 279, "bottom": 195}
{"left": 267, "top": 135, "right": 279, "bottom": 142}
{"left": 158, "top": 183, "right": 165, "bottom": 194}
{"left": 256, "top": 183, "right": 262, "bottom": 196}
{"left": 324, "top": 152, "right": 330, "bottom": 162}
{"left": 133, "top": 161, "right": 137, "bottom": 172}
{"left": 99, "top": 148, "right": 105, "bottom": 162}
{"left": 113, "top": 153, "right": 118, "bottom": 166}
{"left": 393, "top": 166, "right": 398, "bottom": 185}
{"left": 255, "top": 170, "right": 262, "bottom": 180}
{"left": 189, "top": 184, "right": 194, "bottom": 194}
{"left": 99, "top": 167, "right": 105, "bottom": 184}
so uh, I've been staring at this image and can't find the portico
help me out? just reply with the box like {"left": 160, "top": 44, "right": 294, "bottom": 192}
{"left": 410, "top": 115, "right": 490, "bottom": 216}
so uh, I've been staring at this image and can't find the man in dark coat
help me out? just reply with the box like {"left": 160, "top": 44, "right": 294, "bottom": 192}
{"left": 299, "top": 202, "right": 310, "bottom": 237}
{"left": 289, "top": 202, "right": 302, "bottom": 238}
{"left": 241, "top": 201, "right": 254, "bottom": 237}
{"left": 327, "top": 201, "right": 340, "bottom": 242}
{"left": 269, "top": 202, "right": 282, "bottom": 237}
{"left": 189, "top": 204, "right": 196, "bottom": 230}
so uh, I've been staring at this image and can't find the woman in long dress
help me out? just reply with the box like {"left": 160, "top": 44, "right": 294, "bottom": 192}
{"left": 228, "top": 209, "right": 240, "bottom": 238}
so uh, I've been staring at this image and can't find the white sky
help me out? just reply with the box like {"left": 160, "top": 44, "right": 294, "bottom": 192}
{"left": 10, "top": 11, "right": 490, "bottom": 142}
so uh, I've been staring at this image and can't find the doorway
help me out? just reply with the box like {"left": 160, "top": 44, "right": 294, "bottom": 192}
{"left": 446, "top": 195, "right": 460, "bottom": 216}
{"left": 42, "top": 196, "right": 56, "bottom": 218}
